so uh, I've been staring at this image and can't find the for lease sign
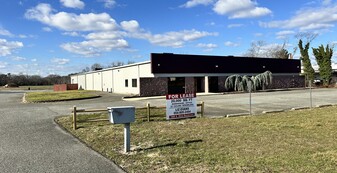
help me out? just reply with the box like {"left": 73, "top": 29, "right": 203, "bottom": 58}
{"left": 166, "top": 93, "right": 197, "bottom": 120}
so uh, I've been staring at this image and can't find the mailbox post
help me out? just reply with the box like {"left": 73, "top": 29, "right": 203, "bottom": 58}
{"left": 124, "top": 123, "right": 131, "bottom": 152}
{"left": 107, "top": 106, "right": 135, "bottom": 153}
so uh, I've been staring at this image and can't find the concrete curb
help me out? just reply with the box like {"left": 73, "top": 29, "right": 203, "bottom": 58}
{"left": 291, "top": 106, "right": 310, "bottom": 111}
{"left": 53, "top": 116, "right": 126, "bottom": 173}
{"left": 24, "top": 95, "right": 101, "bottom": 103}
{"left": 262, "top": 109, "right": 284, "bottom": 114}
{"left": 22, "top": 93, "right": 27, "bottom": 103}
{"left": 209, "top": 115, "right": 226, "bottom": 119}
{"left": 123, "top": 95, "right": 165, "bottom": 101}
{"left": 226, "top": 113, "right": 250, "bottom": 118}
{"left": 316, "top": 104, "right": 333, "bottom": 108}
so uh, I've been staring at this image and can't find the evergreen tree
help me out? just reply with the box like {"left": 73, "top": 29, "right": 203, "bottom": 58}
{"left": 298, "top": 39, "right": 315, "bottom": 81}
{"left": 312, "top": 44, "right": 333, "bottom": 86}
{"left": 275, "top": 48, "right": 290, "bottom": 59}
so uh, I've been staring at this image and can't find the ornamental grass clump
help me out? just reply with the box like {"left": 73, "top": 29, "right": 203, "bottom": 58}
{"left": 225, "top": 71, "right": 272, "bottom": 92}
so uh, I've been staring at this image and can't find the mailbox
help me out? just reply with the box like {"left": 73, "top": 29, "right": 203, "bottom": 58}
{"left": 107, "top": 106, "right": 135, "bottom": 124}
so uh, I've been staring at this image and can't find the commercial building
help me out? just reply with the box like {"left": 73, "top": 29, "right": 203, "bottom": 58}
{"left": 70, "top": 53, "right": 304, "bottom": 96}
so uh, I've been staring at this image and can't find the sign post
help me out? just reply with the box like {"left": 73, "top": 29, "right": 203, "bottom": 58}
{"left": 248, "top": 81, "right": 252, "bottom": 115}
{"left": 166, "top": 93, "right": 197, "bottom": 120}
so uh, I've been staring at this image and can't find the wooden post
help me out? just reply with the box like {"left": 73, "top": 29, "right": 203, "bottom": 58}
{"left": 147, "top": 102, "right": 151, "bottom": 122}
{"left": 201, "top": 101, "right": 204, "bottom": 117}
{"left": 73, "top": 105, "right": 77, "bottom": 130}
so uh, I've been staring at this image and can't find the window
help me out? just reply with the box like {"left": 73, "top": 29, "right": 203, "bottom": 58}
{"left": 125, "top": 79, "right": 128, "bottom": 87}
{"left": 132, "top": 79, "right": 137, "bottom": 87}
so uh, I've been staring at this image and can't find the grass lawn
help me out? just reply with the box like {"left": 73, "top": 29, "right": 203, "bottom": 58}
{"left": 55, "top": 107, "right": 337, "bottom": 172}
{"left": 25, "top": 90, "right": 99, "bottom": 102}
{"left": 0, "top": 85, "right": 53, "bottom": 90}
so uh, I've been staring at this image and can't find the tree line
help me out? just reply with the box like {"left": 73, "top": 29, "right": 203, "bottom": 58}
{"left": 81, "top": 60, "right": 135, "bottom": 72}
{"left": 245, "top": 32, "right": 335, "bottom": 87}
{"left": 0, "top": 73, "right": 70, "bottom": 87}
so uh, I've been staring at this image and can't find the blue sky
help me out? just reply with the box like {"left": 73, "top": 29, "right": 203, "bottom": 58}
{"left": 0, "top": 0, "right": 337, "bottom": 76}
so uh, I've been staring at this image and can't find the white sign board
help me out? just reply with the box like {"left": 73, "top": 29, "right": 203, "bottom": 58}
{"left": 166, "top": 93, "right": 197, "bottom": 120}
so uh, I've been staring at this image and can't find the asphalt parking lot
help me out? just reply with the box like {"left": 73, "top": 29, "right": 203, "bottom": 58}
{"left": 127, "top": 88, "right": 337, "bottom": 117}
{"left": 27, "top": 88, "right": 337, "bottom": 117}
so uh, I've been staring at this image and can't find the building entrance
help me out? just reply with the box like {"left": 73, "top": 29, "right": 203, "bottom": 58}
{"left": 168, "top": 77, "right": 185, "bottom": 94}
{"left": 209, "top": 77, "right": 219, "bottom": 92}
{"left": 195, "top": 77, "right": 204, "bottom": 92}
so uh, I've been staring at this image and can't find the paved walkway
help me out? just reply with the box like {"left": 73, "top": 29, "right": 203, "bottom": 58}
{"left": 0, "top": 91, "right": 125, "bottom": 173}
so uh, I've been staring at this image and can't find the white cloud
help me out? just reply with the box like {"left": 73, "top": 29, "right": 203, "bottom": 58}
{"left": 120, "top": 20, "right": 140, "bottom": 32}
{"left": 229, "top": 7, "right": 272, "bottom": 19}
{"left": 276, "top": 30, "right": 296, "bottom": 36}
{"left": 85, "top": 31, "right": 124, "bottom": 40}
{"left": 31, "top": 59, "right": 37, "bottom": 62}
{"left": 100, "top": 0, "right": 116, "bottom": 8}
{"left": 146, "top": 30, "right": 217, "bottom": 48}
{"left": 81, "top": 29, "right": 217, "bottom": 53}
{"left": 323, "top": 0, "right": 332, "bottom": 5}
{"left": 260, "top": 4, "right": 337, "bottom": 31}
{"left": 25, "top": 3, "right": 118, "bottom": 31}
{"left": 213, "top": 0, "right": 271, "bottom": 18}
{"left": 60, "top": 0, "right": 85, "bottom": 9}
{"left": 51, "top": 58, "right": 70, "bottom": 65}
{"left": 224, "top": 41, "right": 239, "bottom": 47}
{"left": 12, "top": 56, "right": 26, "bottom": 61}
{"left": 227, "top": 24, "right": 244, "bottom": 28}
{"left": 0, "top": 39, "right": 23, "bottom": 56}
{"left": 276, "top": 30, "right": 295, "bottom": 39}
{"left": 0, "top": 61, "right": 8, "bottom": 68}
{"left": 197, "top": 43, "right": 217, "bottom": 48}
{"left": 207, "top": 22, "right": 216, "bottom": 26}
{"left": 43, "top": 27, "right": 52, "bottom": 32}
{"left": 197, "top": 43, "right": 217, "bottom": 51}
{"left": 0, "top": 28, "right": 14, "bottom": 37}
{"left": 60, "top": 39, "right": 129, "bottom": 56}
{"left": 26, "top": 3, "right": 217, "bottom": 55}
{"left": 181, "top": 0, "right": 214, "bottom": 8}
{"left": 300, "top": 23, "right": 334, "bottom": 31}
{"left": 18, "top": 35, "right": 27, "bottom": 38}
{"left": 62, "top": 32, "right": 80, "bottom": 37}
{"left": 254, "top": 33, "right": 263, "bottom": 37}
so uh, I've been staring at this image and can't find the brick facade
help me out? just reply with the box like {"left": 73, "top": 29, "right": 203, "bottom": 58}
{"left": 54, "top": 84, "right": 78, "bottom": 91}
{"left": 140, "top": 78, "right": 168, "bottom": 96}
{"left": 185, "top": 77, "right": 195, "bottom": 93}
{"left": 138, "top": 75, "right": 305, "bottom": 96}
{"left": 217, "top": 75, "right": 304, "bottom": 92}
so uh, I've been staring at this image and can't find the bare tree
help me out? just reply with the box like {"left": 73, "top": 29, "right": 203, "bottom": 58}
{"left": 91, "top": 63, "right": 103, "bottom": 71}
{"left": 82, "top": 67, "right": 90, "bottom": 72}
{"left": 106, "top": 61, "right": 125, "bottom": 68}
{"left": 295, "top": 32, "right": 318, "bottom": 44}
{"left": 127, "top": 60, "right": 135, "bottom": 64}
{"left": 244, "top": 40, "right": 266, "bottom": 57}
{"left": 244, "top": 40, "right": 290, "bottom": 59}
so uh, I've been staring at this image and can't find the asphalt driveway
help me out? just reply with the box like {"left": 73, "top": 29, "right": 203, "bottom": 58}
{"left": 0, "top": 91, "right": 125, "bottom": 173}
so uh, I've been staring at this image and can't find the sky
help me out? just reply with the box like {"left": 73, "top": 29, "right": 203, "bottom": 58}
{"left": 0, "top": 0, "right": 337, "bottom": 76}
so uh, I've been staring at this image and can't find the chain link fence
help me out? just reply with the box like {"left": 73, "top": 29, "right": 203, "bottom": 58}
{"left": 203, "top": 83, "right": 337, "bottom": 117}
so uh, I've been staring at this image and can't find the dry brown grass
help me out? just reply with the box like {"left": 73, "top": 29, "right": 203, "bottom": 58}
{"left": 56, "top": 106, "right": 337, "bottom": 172}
